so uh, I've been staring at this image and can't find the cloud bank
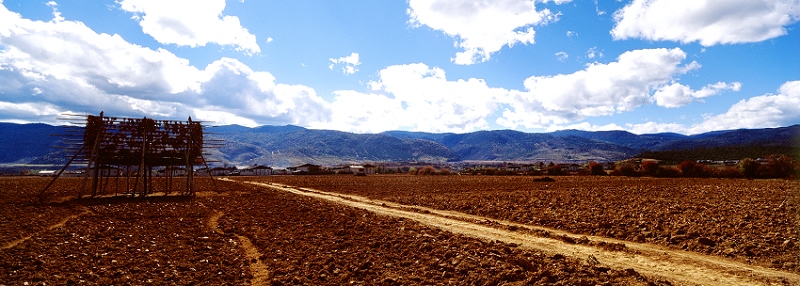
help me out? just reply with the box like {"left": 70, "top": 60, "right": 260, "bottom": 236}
{"left": 611, "top": 0, "right": 800, "bottom": 46}
{"left": 0, "top": 4, "right": 326, "bottom": 126}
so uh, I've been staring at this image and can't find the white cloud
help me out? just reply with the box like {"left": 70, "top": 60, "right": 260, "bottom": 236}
{"left": 328, "top": 52, "right": 361, "bottom": 75}
{"left": 540, "top": 0, "right": 573, "bottom": 4}
{"left": 0, "top": 3, "right": 329, "bottom": 126}
{"left": 324, "top": 63, "right": 507, "bottom": 133}
{"left": 689, "top": 80, "right": 800, "bottom": 132}
{"left": 593, "top": 0, "right": 606, "bottom": 16}
{"left": 611, "top": 0, "right": 800, "bottom": 46}
{"left": 498, "top": 48, "right": 700, "bottom": 129}
{"left": 627, "top": 80, "right": 800, "bottom": 134}
{"left": 545, "top": 122, "right": 625, "bottom": 132}
{"left": 555, "top": 51, "right": 568, "bottom": 61}
{"left": 586, "top": 47, "right": 602, "bottom": 59}
{"left": 408, "top": 0, "right": 561, "bottom": 65}
{"left": 192, "top": 109, "right": 258, "bottom": 127}
{"left": 653, "top": 81, "right": 741, "bottom": 108}
{"left": 118, "top": 0, "right": 260, "bottom": 54}
{"left": 626, "top": 121, "right": 692, "bottom": 135}
{"left": 323, "top": 90, "right": 406, "bottom": 133}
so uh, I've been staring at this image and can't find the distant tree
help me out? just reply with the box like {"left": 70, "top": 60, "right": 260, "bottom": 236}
{"left": 588, "top": 162, "right": 606, "bottom": 176}
{"left": 546, "top": 163, "right": 563, "bottom": 176}
{"left": 657, "top": 166, "right": 681, "bottom": 178}
{"left": 713, "top": 167, "right": 743, "bottom": 178}
{"left": 641, "top": 161, "right": 660, "bottom": 177}
{"left": 416, "top": 166, "right": 437, "bottom": 175}
{"left": 614, "top": 163, "right": 639, "bottom": 177}
{"left": 763, "top": 154, "right": 795, "bottom": 179}
{"left": 738, "top": 158, "right": 760, "bottom": 178}
{"left": 679, "top": 160, "right": 709, "bottom": 178}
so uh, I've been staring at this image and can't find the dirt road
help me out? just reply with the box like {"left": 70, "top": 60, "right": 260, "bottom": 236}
{"left": 228, "top": 179, "right": 800, "bottom": 286}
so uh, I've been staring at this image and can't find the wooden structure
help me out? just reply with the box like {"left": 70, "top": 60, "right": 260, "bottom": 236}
{"left": 39, "top": 112, "right": 218, "bottom": 199}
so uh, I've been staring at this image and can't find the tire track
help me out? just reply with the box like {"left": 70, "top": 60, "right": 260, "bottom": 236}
{"left": 230, "top": 179, "right": 800, "bottom": 286}
{"left": 204, "top": 208, "right": 270, "bottom": 285}
{"left": 1, "top": 208, "right": 92, "bottom": 250}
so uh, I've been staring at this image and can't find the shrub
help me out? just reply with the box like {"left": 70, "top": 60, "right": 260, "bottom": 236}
{"left": 738, "top": 158, "right": 760, "bottom": 178}
{"left": 416, "top": 166, "right": 437, "bottom": 175}
{"left": 588, "top": 162, "right": 606, "bottom": 176}
{"left": 611, "top": 163, "right": 639, "bottom": 177}
{"left": 641, "top": 161, "right": 660, "bottom": 177}
{"left": 657, "top": 166, "right": 681, "bottom": 178}
{"left": 678, "top": 160, "right": 710, "bottom": 178}
{"left": 546, "top": 165, "right": 564, "bottom": 176}
{"left": 713, "top": 166, "right": 743, "bottom": 178}
{"left": 762, "top": 155, "right": 795, "bottom": 179}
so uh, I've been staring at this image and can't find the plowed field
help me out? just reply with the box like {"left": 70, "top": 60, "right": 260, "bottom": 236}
{"left": 1, "top": 175, "right": 798, "bottom": 285}
{"left": 237, "top": 176, "right": 800, "bottom": 274}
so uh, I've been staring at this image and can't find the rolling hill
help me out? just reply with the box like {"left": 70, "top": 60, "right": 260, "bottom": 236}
{"left": 0, "top": 122, "right": 796, "bottom": 169}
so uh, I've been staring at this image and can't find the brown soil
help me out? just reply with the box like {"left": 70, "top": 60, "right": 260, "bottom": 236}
{"left": 233, "top": 178, "right": 800, "bottom": 286}
{"left": 243, "top": 175, "right": 800, "bottom": 273}
{"left": 2, "top": 175, "right": 797, "bottom": 285}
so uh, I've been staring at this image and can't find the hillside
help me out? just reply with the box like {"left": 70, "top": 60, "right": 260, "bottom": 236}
{"left": 0, "top": 123, "right": 796, "bottom": 168}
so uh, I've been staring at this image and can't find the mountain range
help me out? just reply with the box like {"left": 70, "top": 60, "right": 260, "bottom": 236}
{"left": 0, "top": 122, "right": 797, "bottom": 168}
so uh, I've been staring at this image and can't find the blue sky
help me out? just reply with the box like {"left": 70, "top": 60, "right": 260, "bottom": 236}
{"left": 0, "top": 0, "right": 798, "bottom": 135}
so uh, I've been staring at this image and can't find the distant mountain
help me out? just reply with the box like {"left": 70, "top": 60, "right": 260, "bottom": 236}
{"left": 650, "top": 125, "right": 799, "bottom": 151}
{"left": 0, "top": 123, "right": 64, "bottom": 164}
{"left": 0, "top": 122, "right": 796, "bottom": 169}
{"left": 549, "top": 130, "right": 688, "bottom": 151}
{"left": 208, "top": 127, "right": 460, "bottom": 167}
{"left": 431, "top": 130, "right": 633, "bottom": 162}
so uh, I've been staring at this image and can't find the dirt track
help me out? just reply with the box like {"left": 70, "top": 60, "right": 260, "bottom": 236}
{"left": 230, "top": 178, "right": 800, "bottom": 286}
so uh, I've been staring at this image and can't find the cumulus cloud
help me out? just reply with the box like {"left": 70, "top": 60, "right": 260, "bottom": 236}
{"left": 653, "top": 81, "right": 741, "bottom": 108}
{"left": 689, "top": 80, "right": 800, "bottom": 132}
{"left": 328, "top": 53, "right": 361, "bottom": 75}
{"left": 611, "top": 0, "right": 800, "bottom": 46}
{"left": 118, "top": 0, "right": 260, "bottom": 54}
{"left": 498, "top": 48, "right": 701, "bottom": 129}
{"left": 408, "top": 0, "right": 560, "bottom": 65}
{"left": 323, "top": 90, "right": 406, "bottom": 133}
{"left": 323, "top": 63, "right": 507, "bottom": 133}
{"left": 0, "top": 3, "right": 328, "bottom": 126}
{"left": 627, "top": 80, "right": 800, "bottom": 134}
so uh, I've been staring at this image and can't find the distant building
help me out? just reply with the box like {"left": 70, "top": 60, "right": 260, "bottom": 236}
{"left": 557, "top": 163, "right": 581, "bottom": 172}
{"left": 362, "top": 164, "right": 376, "bottom": 174}
{"left": 156, "top": 166, "right": 187, "bottom": 177}
{"left": 38, "top": 170, "right": 56, "bottom": 177}
{"left": 240, "top": 165, "right": 272, "bottom": 176}
{"left": 209, "top": 166, "right": 237, "bottom": 176}
{"left": 288, "top": 164, "right": 320, "bottom": 174}
{"left": 505, "top": 163, "right": 534, "bottom": 172}
{"left": 88, "top": 166, "right": 123, "bottom": 177}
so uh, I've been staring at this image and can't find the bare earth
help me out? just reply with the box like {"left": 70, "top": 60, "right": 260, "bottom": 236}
{"left": 231, "top": 178, "right": 800, "bottom": 286}
{"left": 2, "top": 176, "right": 798, "bottom": 285}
